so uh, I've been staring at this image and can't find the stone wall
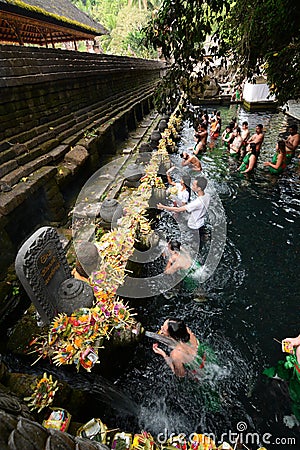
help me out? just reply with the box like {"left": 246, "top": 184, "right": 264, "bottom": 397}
{"left": 0, "top": 45, "right": 165, "bottom": 275}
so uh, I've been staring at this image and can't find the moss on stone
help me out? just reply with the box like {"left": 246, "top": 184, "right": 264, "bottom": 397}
{"left": 7, "top": 0, "right": 100, "bottom": 34}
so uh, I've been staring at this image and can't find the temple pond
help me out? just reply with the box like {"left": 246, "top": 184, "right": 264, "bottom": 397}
{"left": 109, "top": 105, "right": 300, "bottom": 446}
{"left": 2, "top": 105, "right": 299, "bottom": 448}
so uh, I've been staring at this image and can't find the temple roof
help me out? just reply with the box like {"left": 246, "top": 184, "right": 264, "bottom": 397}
{"left": 0, "top": 0, "right": 108, "bottom": 46}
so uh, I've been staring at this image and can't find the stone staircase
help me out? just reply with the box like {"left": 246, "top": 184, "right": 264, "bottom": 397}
{"left": 0, "top": 45, "right": 164, "bottom": 270}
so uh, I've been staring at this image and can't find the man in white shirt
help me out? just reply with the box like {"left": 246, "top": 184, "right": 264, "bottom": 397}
{"left": 157, "top": 176, "right": 210, "bottom": 235}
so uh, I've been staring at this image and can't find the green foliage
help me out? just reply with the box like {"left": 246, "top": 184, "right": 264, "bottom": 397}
{"left": 142, "top": 0, "right": 228, "bottom": 111}
{"left": 144, "top": 0, "right": 300, "bottom": 107}
{"left": 95, "top": 226, "right": 106, "bottom": 242}
{"left": 107, "top": 5, "right": 154, "bottom": 57}
{"left": 12, "top": 286, "right": 20, "bottom": 296}
{"left": 125, "top": 29, "right": 157, "bottom": 59}
{"left": 70, "top": 0, "right": 157, "bottom": 58}
{"left": 71, "top": 0, "right": 299, "bottom": 105}
{"left": 218, "top": 0, "right": 300, "bottom": 104}
{"left": 90, "top": 0, "right": 127, "bottom": 30}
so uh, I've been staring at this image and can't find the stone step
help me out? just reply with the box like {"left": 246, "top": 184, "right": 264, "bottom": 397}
{"left": 0, "top": 83, "right": 155, "bottom": 190}
{"left": 1, "top": 154, "right": 53, "bottom": 187}
{"left": 1, "top": 80, "right": 152, "bottom": 145}
{"left": 0, "top": 62, "right": 162, "bottom": 87}
{"left": 0, "top": 166, "right": 57, "bottom": 215}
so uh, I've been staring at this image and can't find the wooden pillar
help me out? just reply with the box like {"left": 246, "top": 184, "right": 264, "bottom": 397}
{"left": 5, "top": 19, "right": 24, "bottom": 45}
{"left": 40, "top": 28, "right": 48, "bottom": 48}
{"left": 50, "top": 31, "right": 55, "bottom": 48}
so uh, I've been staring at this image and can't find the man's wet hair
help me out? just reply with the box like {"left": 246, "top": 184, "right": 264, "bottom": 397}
{"left": 166, "top": 318, "right": 190, "bottom": 342}
{"left": 169, "top": 240, "right": 181, "bottom": 252}
{"left": 250, "top": 143, "right": 257, "bottom": 155}
{"left": 289, "top": 124, "right": 298, "bottom": 132}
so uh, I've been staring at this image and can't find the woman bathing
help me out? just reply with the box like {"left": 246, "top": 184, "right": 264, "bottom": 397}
{"left": 152, "top": 318, "right": 207, "bottom": 377}
{"left": 238, "top": 143, "right": 257, "bottom": 174}
{"left": 164, "top": 240, "right": 192, "bottom": 275}
{"left": 166, "top": 167, "right": 191, "bottom": 206}
{"left": 264, "top": 139, "right": 286, "bottom": 174}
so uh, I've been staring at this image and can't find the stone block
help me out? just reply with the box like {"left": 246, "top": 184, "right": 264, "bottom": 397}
{"left": 11, "top": 143, "right": 29, "bottom": 156}
{"left": 0, "top": 167, "right": 57, "bottom": 215}
{"left": 0, "top": 160, "right": 18, "bottom": 178}
{"left": 1, "top": 166, "right": 29, "bottom": 186}
{"left": 0, "top": 142, "right": 11, "bottom": 154}
{"left": 0, "top": 183, "right": 29, "bottom": 215}
{"left": 48, "top": 144, "right": 70, "bottom": 162}
{"left": 64, "top": 145, "right": 89, "bottom": 166}
{"left": 15, "top": 226, "right": 71, "bottom": 324}
{"left": 16, "top": 147, "right": 43, "bottom": 166}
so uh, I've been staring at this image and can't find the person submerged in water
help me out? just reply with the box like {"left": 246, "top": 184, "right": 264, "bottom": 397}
{"left": 180, "top": 151, "right": 202, "bottom": 171}
{"left": 245, "top": 123, "right": 264, "bottom": 156}
{"left": 285, "top": 124, "right": 300, "bottom": 162}
{"left": 193, "top": 123, "right": 208, "bottom": 156}
{"left": 152, "top": 318, "right": 208, "bottom": 377}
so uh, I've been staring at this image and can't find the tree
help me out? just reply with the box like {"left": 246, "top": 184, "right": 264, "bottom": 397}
{"left": 70, "top": 0, "right": 158, "bottom": 58}
{"left": 109, "top": 6, "right": 151, "bottom": 56}
{"left": 218, "top": 0, "right": 300, "bottom": 105}
{"left": 144, "top": 0, "right": 300, "bottom": 108}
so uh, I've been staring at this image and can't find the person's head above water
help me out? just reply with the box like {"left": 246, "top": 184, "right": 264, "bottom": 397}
{"left": 160, "top": 318, "right": 190, "bottom": 342}
{"left": 277, "top": 139, "right": 286, "bottom": 154}
{"left": 289, "top": 124, "right": 298, "bottom": 134}
{"left": 168, "top": 240, "right": 181, "bottom": 253}
{"left": 249, "top": 142, "right": 257, "bottom": 155}
{"left": 180, "top": 151, "right": 189, "bottom": 160}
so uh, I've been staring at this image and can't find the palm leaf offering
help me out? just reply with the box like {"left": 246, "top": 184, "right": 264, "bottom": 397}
{"left": 132, "top": 431, "right": 156, "bottom": 450}
{"left": 24, "top": 372, "right": 59, "bottom": 412}
{"left": 27, "top": 112, "right": 182, "bottom": 371}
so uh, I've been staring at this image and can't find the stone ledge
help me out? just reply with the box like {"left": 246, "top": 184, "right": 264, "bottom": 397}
{"left": 0, "top": 166, "right": 57, "bottom": 215}
{"left": 48, "top": 144, "right": 70, "bottom": 162}
{"left": 1, "top": 154, "right": 53, "bottom": 187}
{"left": 64, "top": 145, "right": 89, "bottom": 167}
{"left": 0, "top": 160, "right": 18, "bottom": 178}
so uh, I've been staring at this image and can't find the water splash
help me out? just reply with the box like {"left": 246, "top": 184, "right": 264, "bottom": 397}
{"left": 145, "top": 331, "right": 178, "bottom": 350}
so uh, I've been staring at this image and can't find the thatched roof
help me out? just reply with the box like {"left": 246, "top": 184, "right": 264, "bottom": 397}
{"left": 0, "top": 0, "right": 108, "bottom": 46}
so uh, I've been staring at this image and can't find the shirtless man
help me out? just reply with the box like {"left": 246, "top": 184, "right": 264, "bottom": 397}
{"left": 164, "top": 240, "right": 192, "bottom": 275}
{"left": 240, "top": 121, "right": 250, "bottom": 157}
{"left": 194, "top": 123, "right": 208, "bottom": 155}
{"left": 285, "top": 124, "right": 300, "bottom": 161}
{"left": 246, "top": 123, "right": 264, "bottom": 156}
{"left": 181, "top": 151, "right": 202, "bottom": 171}
{"left": 241, "top": 121, "right": 250, "bottom": 143}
